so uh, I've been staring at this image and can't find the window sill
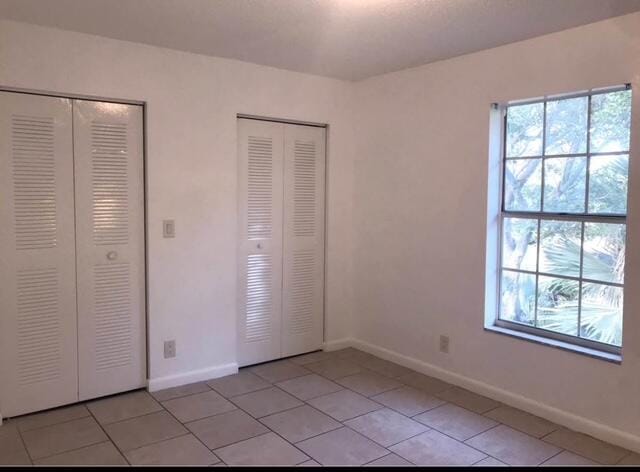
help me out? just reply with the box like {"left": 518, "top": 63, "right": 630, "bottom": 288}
{"left": 485, "top": 325, "right": 622, "bottom": 364}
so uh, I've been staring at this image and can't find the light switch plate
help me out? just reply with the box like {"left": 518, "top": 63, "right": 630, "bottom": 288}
{"left": 163, "top": 219, "right": 175, "bottom": 238}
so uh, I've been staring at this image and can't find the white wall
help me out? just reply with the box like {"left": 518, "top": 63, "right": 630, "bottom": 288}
{"left": 0, "top": 19, "right": 356, "bottom": 388}
{"left": 352, "top": 12, "right": 640, "bottom": 447}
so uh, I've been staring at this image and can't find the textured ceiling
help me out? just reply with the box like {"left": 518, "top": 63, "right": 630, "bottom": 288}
{"left": 1, "top": 0, "right": 640, "bottom": 81}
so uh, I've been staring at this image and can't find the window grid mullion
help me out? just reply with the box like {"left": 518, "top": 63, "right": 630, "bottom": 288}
{"left": 497, "top": 107, "right": 508, "bottom": 322}
{"left": 506, "top": 84, "right": 629, "bottom": 108}
{"left": 501, "top": 266, "right": 624, "bottom": 288}
{"left": 533, "top": 100, "right": 546, "bottom": 329}
{"left": 578, "top": 94, "right": 593, "bottom": 339}
{"left": 577, "top": 221, "right": 585, "bottom": 338}
{"left": 540, "top": 101, "right": 547, "bottom": 212}
{"left": 505, "top": 150, "right": 629, "bottom": 160}
{"left": 585, "top": 93, "right": 592, "bottom": 219}
{"left": 499, "top": 87, "right": 629, "bottom": 353}
{"left": 501, "top": 211, "right": 625, "bottom": 223}
{"left": 534, "top": 218, "right": 541, "bottom": 328}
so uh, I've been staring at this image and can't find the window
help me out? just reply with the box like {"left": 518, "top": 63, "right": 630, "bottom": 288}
{"left": 497, "top": 86, "right": 632, "bottom": 354}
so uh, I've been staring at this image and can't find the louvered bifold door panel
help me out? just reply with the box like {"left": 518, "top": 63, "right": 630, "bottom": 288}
{"left": 73, "top": 100, "right": 146, "bottom": 401}
{"left": 237, "top": 119, "right": 284, "bottom": 367}
{"left": 0, "top": 92, "right": 78, "bottom": 417}
{"left": 281, "top": 124, "right": 325, "bottom": 357}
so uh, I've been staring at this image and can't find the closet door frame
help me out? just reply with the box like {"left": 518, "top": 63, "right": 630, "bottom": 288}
{"left": 0, "top": 86, "right": 149, "bottom": 415}
{"left": 236, "top": 114, "right": 328, "bottom": 363}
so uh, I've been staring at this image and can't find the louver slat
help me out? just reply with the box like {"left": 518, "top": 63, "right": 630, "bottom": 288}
{"left": 1, "top": 93, "right": 79, "bottom": 417}
{"left": 281, "top": 125, "right": 325, "bottom": 358}
{"left": 237, "top": 119, "right": 284, "bottom": 366}
{"left": 293, "top": 140, "right": 316, "bottom": 237}
{"left": 74, "top": 100, "right": 145, "bottom": 401}
{"left": 289, "top": 250, "right": 315, "bottom": 334}
{"left": 94, "top": 263, "right": 132, "bottom": 370}
{"left": 16, "top": 268, "right": 61, "bottom": 385}
{"left": 12, "top": 115, "right": 57, "bottom": 250}
{"left": 245, "top": 254, "right": 273, "bottom": 342}
{"left": 247, "top": 136, "right": 273, "bottom": 240}
{"left": 91, "top": 122, "right": 128, "bottom": 245}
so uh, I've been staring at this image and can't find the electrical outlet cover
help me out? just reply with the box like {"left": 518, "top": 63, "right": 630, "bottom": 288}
{"left": 163, "top": 219, "right": 175, "bottom": 238}
{"left": 164, "top": 340, "right": 176, "bottom": 358}
{"left": 439, "top": 335, "right": 450, "bottom": 354}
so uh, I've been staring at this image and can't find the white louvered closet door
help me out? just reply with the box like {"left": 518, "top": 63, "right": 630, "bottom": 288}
{"left": 281, "top": 124, "right": 325, "bottom": 357}
{"left": 0, "top": 92, "right": 78, "bottom": 417}
{"left": 73, "top": 100, "right": 146, "bottom": 401}
{"left": 237, "top": 119, "right": 284, "bottom": 367}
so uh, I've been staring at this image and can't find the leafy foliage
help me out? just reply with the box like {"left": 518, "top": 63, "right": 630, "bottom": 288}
{"left": 500, "top": 89, "right": 630, "bottom": 346}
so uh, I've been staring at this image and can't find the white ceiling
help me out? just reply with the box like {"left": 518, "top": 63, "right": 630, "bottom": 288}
{"left": 2, "top": 0, "right": 640, "bottom": 81}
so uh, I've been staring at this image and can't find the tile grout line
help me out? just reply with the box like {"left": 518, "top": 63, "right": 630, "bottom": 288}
{"left": 340, "top": 355, "right": 621, "bottom": 466}
{"left": 154, "top": 379, "right": 293, "bottom": 465}
{"left": 481, "top": 404, "right": 563, "bottom": 437}
{"left": 458, "top": 423, "right": 568, "bottom": 465}
{"left": 537, "top": 430, "right": 614, "bottom": 466}
{"left": 293, "top": 351, "right": 634, "bottom": 466}
{"left": 149, "top": 372, "right": 290, "bottom": 464}
{"left": 271, "top": 356, "right": 490, "bottom": 465}
{"left": 5, "top": 349, "right": 631, "bottom": 467}
{"left": 361, "top": 452, "right": 401, "bottom": 466}
{"left": 288, "top": 370, "right": 418, "bottom": 464}
{"left": 616, "top": 452, "right": 633, "bottom": 465}
{"left": 314, "top": 361, "right": 442, "bottom": 464}
{"left": 206, "top": 366, "right": 395, "bottom": 465}
{"left": 227, "top": 386, "right": 304, "bottom": 417}
{"left": 23, "top": 412, "right": 124, "bottom": 464}
{"left": 10, "top": 408, "right": 92, "bottom": 434}
{"left": 85, "top": 400, "right": 132, "bottom": 465}
{"left": 16, "top": 413, "right": 116, "bottom": 464}
{"left": 27, "top": 440, "right": 116, "bottom": 465}
{"left": 307, "top": 355, "right": 554, "bottom": 466}
{"left": 76, "top": 391, "right": 213, "bottom": 465}
{"left": 194, "top": 367, "right": 330, "bottom": 463}
{"left": 96, "top": 404, "right": 166, "bottom": 427}
{"left": 150, "top": 379, "right": 216, "bottom": 403}
{"left": 151, "top": 395, "right": 224, "bottom": 466}
{"left": 350, "top": 350, "right": 633, "bottom": 463}
{"left": 541, "top": 448, "right": 569, "bottom": 466}
{"left": 212, "top": 394, "right": 314, "bottom": 465}
{"left": 15, "top": 422, "right": 35, "bottom": 465}
{"left": 343, "top": 421, "right": 422, "bottom": 461}
{"left": 0, "top": 358, "right": 496, "bottom": 466}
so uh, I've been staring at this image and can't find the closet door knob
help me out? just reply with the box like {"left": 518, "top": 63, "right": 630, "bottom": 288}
{"left": 107, "top": 251, "right": 118, "bottom": 261}
{"left": 257, "top": 243, "right": 263, "bottom": 249}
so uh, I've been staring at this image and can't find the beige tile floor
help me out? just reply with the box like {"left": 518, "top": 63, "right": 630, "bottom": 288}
{"left": 0, "top": 347, "right": 638, "bottom": 466}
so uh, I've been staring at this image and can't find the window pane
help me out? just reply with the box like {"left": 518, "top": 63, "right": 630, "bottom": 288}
{"left": 506, "top": 103, "right": 544, "bottom": 157}
{"left": 590, "top": 90, "right": 632, "bottom": 153}
{"left": 504, "top": 159, "right": 541, "bottom": 211}
{"left": 588, "top": 155, "right": 629, "bottom": 214}
{"left": 582, "top": 223, "right": 626, "bottom": 283}
{"left": 500, "top": 90, "right": 628, "bottom": 349}
{"left": 539, "top": 220, "right": 581, "bottom": 277}
{"left": 536, "top": 275, "right": 579, "bottom": 336}
{"left": 543, "top": 157, "right": 586, "bottom": 213}
{"left": 580, "top": 283, "right": 623, "bottom": 346}
{"left": 500, "top": 270, "right": 536, "bottom": 325}
{"left": 545, "top": 96, "right": 588, "bottom": 155}
{"left": 502, "top": 218, "right": 538, "bottom": 271}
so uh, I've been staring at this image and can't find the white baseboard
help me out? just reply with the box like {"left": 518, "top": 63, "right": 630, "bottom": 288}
{"left": 147, "top": 363, "right": 238, "bottom": 392}
{"left": 350, "top": 338, "right": 640, "bottom": 454}
{"left": 323, "top": 337, "right": 353, "bottom": 352}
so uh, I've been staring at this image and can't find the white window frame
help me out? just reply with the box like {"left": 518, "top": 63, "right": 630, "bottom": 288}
{"left": 494, "top": 85, "right": 632, "bottom": 356}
